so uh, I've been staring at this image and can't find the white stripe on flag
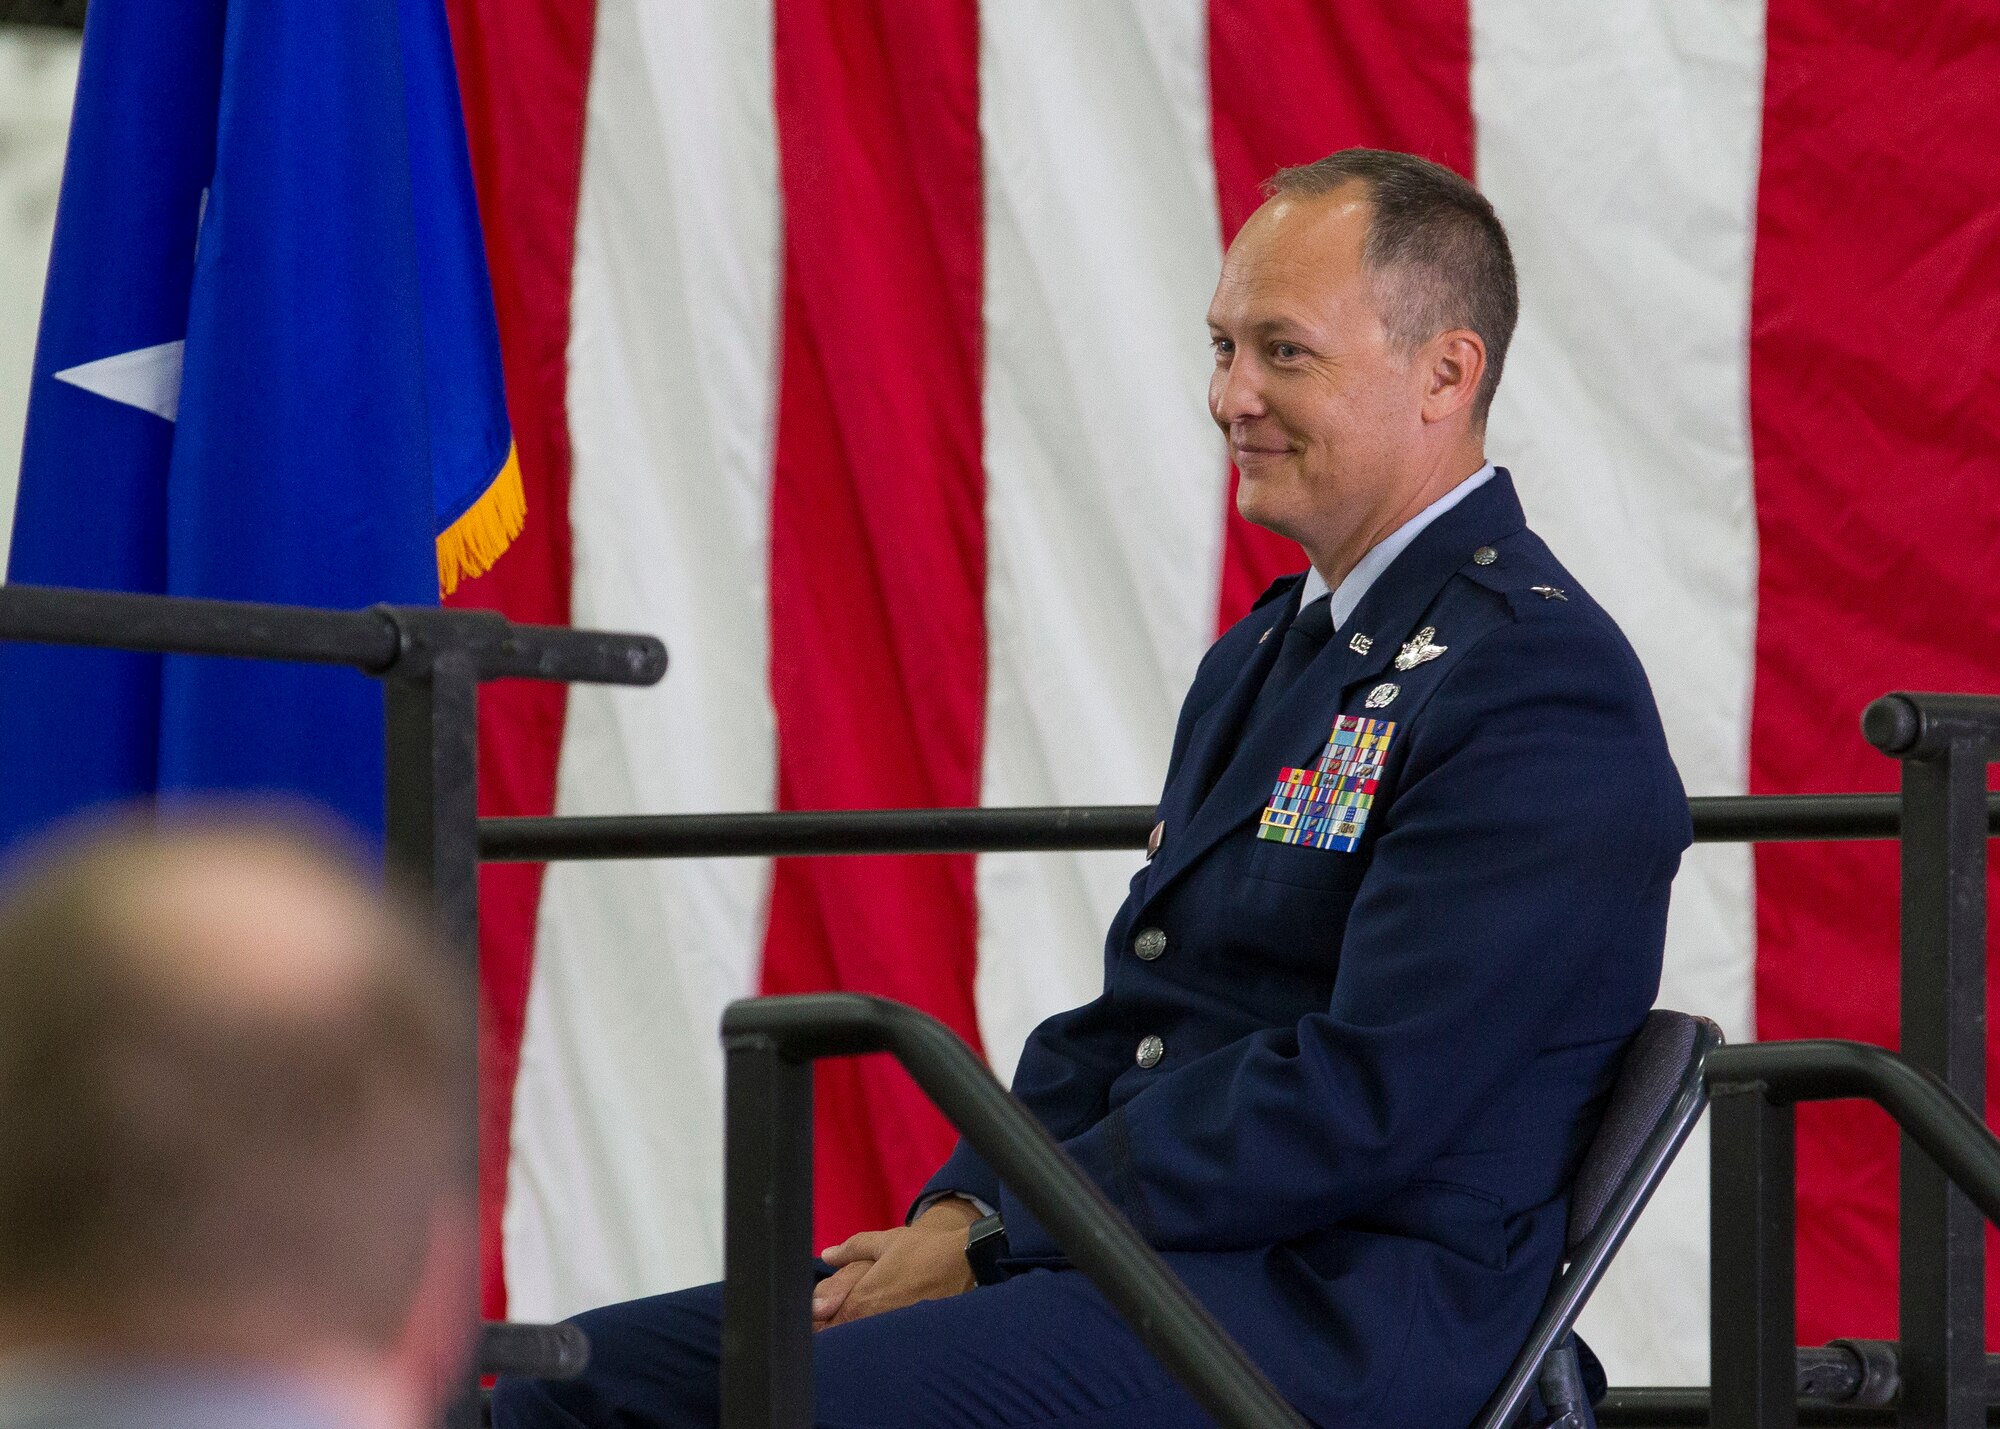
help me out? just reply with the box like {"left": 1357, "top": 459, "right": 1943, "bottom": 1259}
{"left": 503, "top": 0, "right": 781, "bottom": 1318}
{"left": 1473, "top": 0, "right": 1767, "bottom": 1383}
{"left": 974, "top": 0, "right": 1228, "bottom": 1085}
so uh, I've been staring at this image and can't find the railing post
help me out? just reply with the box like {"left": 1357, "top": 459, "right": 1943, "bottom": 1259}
{"left": 382, "top": 649, "right": 483, "bottom": 965}
{"left": 1865, "top": 694, "right": 2000, "bottom": 1429}
{"left": 1898, "top": 727, "right": 1987, "bottom": 1429}
{"left": 380, "top": 636, "right": 483, "bottom": 1429}
{"left": 721, "top": 1033, "right": 815, "bottom": 1429}
{"left": 1711, "top": 1079, "right": 1797, "bottom": 1429}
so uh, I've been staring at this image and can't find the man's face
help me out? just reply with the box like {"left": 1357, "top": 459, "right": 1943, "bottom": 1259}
{"left": 1206, "top": 187, "right": 1427, "bottom": 552}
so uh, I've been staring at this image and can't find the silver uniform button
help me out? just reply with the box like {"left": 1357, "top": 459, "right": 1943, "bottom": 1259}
{"left": 1134, "top": 927, "right": 1167, "bottom": 961}
{"left": 1136, "top": 1035, "right": 1165, "bottom": 1069}
{"left": 1472, "top": 546, "right": 1497, "bottom": 566}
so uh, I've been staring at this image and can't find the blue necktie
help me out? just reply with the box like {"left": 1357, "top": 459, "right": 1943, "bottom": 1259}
{"left": 1241, "top": 592, "right": 1334, "bottom": 740}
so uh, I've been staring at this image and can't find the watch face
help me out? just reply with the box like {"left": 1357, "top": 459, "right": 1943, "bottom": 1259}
{"left": 966, "top": 1215, "right": 1010, "bottom": 1286}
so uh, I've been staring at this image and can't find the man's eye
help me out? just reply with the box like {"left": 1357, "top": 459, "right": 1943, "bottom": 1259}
{"left": 1210, "top": 338, "right": 1234, "bottom": 359}
{"left": 1271, "top": 342, "right": 1303, "bottom": 361}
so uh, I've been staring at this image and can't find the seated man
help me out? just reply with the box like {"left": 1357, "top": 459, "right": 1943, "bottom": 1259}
{"left": 497, "top": 147, "right": 1688, "bottom": 1429}
{"left": 0, "top": 815, "right": 478, "bottom": 1429}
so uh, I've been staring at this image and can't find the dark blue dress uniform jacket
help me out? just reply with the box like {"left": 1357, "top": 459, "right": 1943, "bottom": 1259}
{"left": 916, "top": 471, "right": 1690, "bottom": 1427}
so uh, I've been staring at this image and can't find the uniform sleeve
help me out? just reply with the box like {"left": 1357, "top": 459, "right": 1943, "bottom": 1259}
{"left": 1006, "top": 611, "right": 1689, "bottom": 1256}
{"left": 909, "top": 992, "right": 1138, "bottom": 1219}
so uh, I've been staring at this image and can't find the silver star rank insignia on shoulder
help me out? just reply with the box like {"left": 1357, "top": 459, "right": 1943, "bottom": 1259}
{"left": 1365, "top": 682, "right": 1399, "bottom": 709}
{"left": 1394, "top": 626, "right": 1446, "bottom": 671}
{"left": 1530, "top": 585, "right": 1568, "bottom": 601}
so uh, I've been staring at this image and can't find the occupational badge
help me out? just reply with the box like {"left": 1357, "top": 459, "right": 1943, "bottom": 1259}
{"left": 1393, "top": 627, "right": 1446, "bottom": 671}
{"left": 1258, "top": 714, "right": 1395, "bottom": 853}
{"left": 1365, "top": 682, "right": 1399, "bottom": 709}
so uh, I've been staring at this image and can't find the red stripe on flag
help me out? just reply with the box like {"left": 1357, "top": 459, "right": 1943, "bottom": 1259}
{"left": 442, "top": 0, "right": 594, "bottom": 1318}
{"left": 1749, "top": 1, "right": 2000, "bottom": 1347}
{"left": 764, "top": 0, "right": 986, "bottom": 1248}
{"left": 1205, "top": 0, "right": 1474, "bottom": 629}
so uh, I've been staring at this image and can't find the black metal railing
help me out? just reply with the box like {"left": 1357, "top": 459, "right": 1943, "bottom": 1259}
{"left": 1866, "top": 694, "right": 2000, "bottom": 1429}
{"left": 485, "top": 693, "right": 2000, "bottom": 1429}
{"left": 9, "top": 583, "right": 2000, "bottom": 1429}
{"left": 476, "top": 1321, "right": 590, "bottom": 1381}
{"left": 477, "top": 791, "right": 2000, "bottom": 862}
{"left": 0, "top": 583, "right": 666, "bottom": 960}
{"left": 1599, "top": 1388, "right": 2000, "bottom": 1426}
{"left": 714, "top": 1014, "right": 2000, "bottom": 1429}
{"left": 0, "top": 0, "right": 86, "bottom": 29}
{"left": 720, "top": 992, "right": 1306, "bottom": 1429}
{"left": 1709, "top": 1039, "right": 2000, "bottom": 1429}
{"left": 1596, "top": 1349, "right": 2000, "bottom": 1425}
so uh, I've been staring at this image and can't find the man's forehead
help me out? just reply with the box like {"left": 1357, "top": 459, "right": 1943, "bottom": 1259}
{"left": 1210, "top": 191, "right": 1371, "bottom": 324}
{"left": 1263, "top": 187, "right": 1370, "bottom": 230}
{"left": 1239, "top": 188, "right": 1370, "bottom": 261}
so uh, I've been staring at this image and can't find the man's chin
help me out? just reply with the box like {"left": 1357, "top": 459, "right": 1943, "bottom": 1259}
{"left": 1234, "top": 480, "right": 1300, "bottom": 542}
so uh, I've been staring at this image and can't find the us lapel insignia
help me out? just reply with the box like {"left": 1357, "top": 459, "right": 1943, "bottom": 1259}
{"left": 1146, "top": 820, "right": 1164, "bottom": 861}
{"left": 1258, "top": 715, "right": 1396, "bottom": 853}
{"left": 1348, "top": 632, "right": 1372, "bottom": 655}
{"left": 1365, "top": 682, "right": 1399, "bottom": 709}
{"left": 1393, "top": 626, "right": 1446, "bottom": 671}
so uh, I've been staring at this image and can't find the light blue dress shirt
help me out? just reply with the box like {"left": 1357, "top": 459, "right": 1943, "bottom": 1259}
{"left": 1299, "top": 461, "right": 1496, "bottom": 631}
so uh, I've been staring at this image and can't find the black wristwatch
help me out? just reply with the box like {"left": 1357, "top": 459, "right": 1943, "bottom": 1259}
{"left": 965, "top": 1213, "right": 1011, "bottom": 1286}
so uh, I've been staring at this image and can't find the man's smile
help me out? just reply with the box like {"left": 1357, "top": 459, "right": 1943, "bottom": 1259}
{"left": 1230, "top": 434, "right": 1293, "bottom": 464}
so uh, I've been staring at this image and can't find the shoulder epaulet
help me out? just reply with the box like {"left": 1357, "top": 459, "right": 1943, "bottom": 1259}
{"left": 1459, "top": 536, "right": 1582, "bottom": 619}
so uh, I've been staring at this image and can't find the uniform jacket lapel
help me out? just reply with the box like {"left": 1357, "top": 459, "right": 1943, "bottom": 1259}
{"left": 1142, "top": 471, "right": 1528, "bottom": 906}
{"left": 1151, "top": 581, "right": 1301, "bottom": 845}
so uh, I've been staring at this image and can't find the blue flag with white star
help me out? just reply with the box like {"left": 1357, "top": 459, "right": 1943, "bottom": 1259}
{"left": 0, "top": 0, "right": 518, "bottom": 848}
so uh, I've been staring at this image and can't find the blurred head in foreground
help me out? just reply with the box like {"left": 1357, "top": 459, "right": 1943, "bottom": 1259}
{"left": 0, "top": 811, "right": 475, "bottom": 1429}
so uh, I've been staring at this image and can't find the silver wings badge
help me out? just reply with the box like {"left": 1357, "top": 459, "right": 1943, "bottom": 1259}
{"left": 1393, "top": 626, "right": 1447, "bottom": 671}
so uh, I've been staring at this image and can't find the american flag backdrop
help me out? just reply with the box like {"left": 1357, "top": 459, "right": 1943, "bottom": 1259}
{"left": 440, "top": 0, "right": 2000, "bottom": 1384}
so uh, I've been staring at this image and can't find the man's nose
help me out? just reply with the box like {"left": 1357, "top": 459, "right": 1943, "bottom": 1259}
{"left": 1210, "top": 355, "right": 1267, "bottom": 425}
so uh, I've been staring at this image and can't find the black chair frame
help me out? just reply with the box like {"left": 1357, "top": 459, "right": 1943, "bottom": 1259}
{"left": 1473, "top": 1010, "right": 1724, "bottom": 1429}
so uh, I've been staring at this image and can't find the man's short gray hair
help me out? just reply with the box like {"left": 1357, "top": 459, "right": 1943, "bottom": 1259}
{"left": 1265, "top": 148, "right": 1518, "bottom": 423}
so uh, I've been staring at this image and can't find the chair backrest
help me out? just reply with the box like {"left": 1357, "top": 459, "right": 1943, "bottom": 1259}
{"left": 1470, "top": 1009, "right": 1724, "bottom": 1429}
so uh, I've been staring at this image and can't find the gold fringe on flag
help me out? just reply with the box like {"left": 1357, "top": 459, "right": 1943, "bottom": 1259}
{"left": 436, "top": 443, "right": 526, "bottom": 596}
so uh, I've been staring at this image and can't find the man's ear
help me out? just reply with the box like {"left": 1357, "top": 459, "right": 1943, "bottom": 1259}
{"left": 1419, "top": 329, "right": 1486, "bottom": 426}
{"left": 388, "top": 1198, "right": 481, "bottom": 1415}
